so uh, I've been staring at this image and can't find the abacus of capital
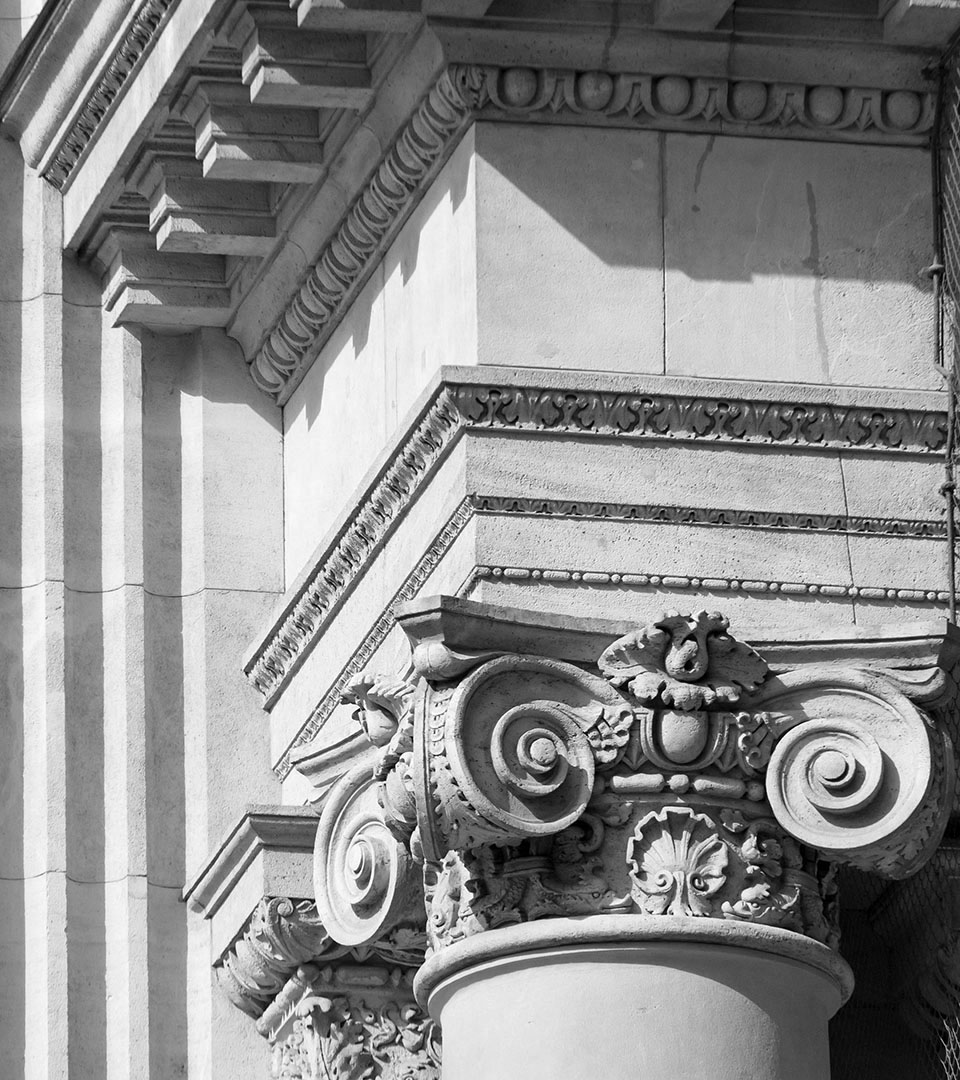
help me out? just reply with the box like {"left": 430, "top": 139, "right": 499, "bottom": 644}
{"left": 222, "top": 598, "right": 957, "bottom": 1080}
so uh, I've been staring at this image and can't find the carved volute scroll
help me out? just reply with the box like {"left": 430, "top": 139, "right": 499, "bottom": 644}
{"left": 305, "top": 606, "right": 955, "bottom": 974}
{"left": 750, "top": 668, "right": 953, "bottom": 878}
{"left": 314, "top": 764, "right": 422, "bottom": 946}
{"left": 413, "top": 655, "right": 634, "bottom": 861}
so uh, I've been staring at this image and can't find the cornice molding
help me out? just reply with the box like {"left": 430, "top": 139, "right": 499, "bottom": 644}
{"left": 245, "top": 387, "right": 463, "bottom": 708}
{"left": 43, "top": 0, "right": 178, "bottom": 190}
{"left": 248, "top": 374, "right": 947, "bottom": 714}
{"left": 468, "top": 66, "right": 935, "bottom": 143}
{"left": 277, "top": 498, "right": 474, "bottom": 779}
{"left": 182, "top": 806, "right": 319, "bottom": 917}
{"left": 250, "top": 66, "right": 484, "bottom": 401}
{"left": 273, "top": 498, "right": 949, "bottom": 781}
{"left": 446, "top": 381, "right": 947, "bottom": 454}
{"left": 251, "top": 61, "right": 937, "bottom": 403}
{"left": 473, "top": 495, "right": 946, "bottom": 540}
{"left": 465, "top": 563, "right": 950, "bottom": 605}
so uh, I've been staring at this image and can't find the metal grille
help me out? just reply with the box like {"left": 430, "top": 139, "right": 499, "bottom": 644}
{"left": 938, "top": 40, "right": 960, "bottom": 622}
{"left": 830, "top": 853, "right": 960, "bottom": 1080}
{"left": 829, "top": 47, "right": 960, "bottom": 1079}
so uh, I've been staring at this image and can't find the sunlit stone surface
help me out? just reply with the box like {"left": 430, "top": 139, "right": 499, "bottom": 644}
{"left": 1, "top": 3, "right": 960, "bottom": 1078}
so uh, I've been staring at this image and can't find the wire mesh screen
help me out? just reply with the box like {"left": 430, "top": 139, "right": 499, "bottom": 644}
{"left": 830, "top": 853, "right": 960, "bottom": 1080}
{"left": 827, "top": 44, "right": 960, "bottom": 1080}
{"left": 940, "top": 41, "right": 960, "bottom": 620}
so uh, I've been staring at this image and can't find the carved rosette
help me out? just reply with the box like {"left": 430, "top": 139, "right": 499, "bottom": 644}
{"left": 311, "top": 608, "right": 954, "bottom": 976}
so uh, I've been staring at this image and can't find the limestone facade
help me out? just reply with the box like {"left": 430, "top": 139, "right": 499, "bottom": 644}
{"left": 2, "top": 2, "right": 960, "bottom": 1078}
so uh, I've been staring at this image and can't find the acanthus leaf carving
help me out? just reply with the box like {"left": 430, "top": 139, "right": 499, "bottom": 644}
{"left": 216, "top": 898, "right": 332, "bottom": 1019}
{"left": 582, "top": 703, "right": 635, "bottom": 766}
{"left": 599, "top": 610, "right": 768, "bottom": 710}
{"left": 268, "top": 965, "right": 440, "bottom": 1080}
{"left": 342, "top": 672, "right": 416, "bottom": 749}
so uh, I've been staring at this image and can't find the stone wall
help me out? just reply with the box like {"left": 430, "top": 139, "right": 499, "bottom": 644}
{"left": 284, "top": 122, "right": 936, "bottom": 588}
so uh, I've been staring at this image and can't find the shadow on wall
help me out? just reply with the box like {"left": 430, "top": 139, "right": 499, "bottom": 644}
{"left": 286, "top": 119, "right": 937, "bottom": 444}
{"left": 477, "top": 124, "right": 934, "bottom": 285}
{"left": 292, "top": 124, "right": 475, "bottom": 433}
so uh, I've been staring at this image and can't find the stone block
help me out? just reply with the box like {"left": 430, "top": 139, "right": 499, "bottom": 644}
{"left": 283, "top": 264, "right": 389, "bottom": 583}
{"left": 382, "top": 129, "right": 478, "bottom": 425}
{"left": 664, "top": 135, "right": 936, "bottom": 391}
{"left": 475, "top": 123, "right": 665, "bottom": 374}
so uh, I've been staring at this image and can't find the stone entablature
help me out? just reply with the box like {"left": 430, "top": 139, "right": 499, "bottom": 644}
{"left": 242, "top": 367, "right": 950, "bottom": 784}
{"left": 201, "top": 600, "right": 960, "bottom": 1077}
{"left": 0, "top": 1, "right": 951, "bottom": 407}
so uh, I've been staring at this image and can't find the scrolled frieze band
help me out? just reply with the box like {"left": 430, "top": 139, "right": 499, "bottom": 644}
{"left": 248, "top": 379, "right": 947, "bottom": 719}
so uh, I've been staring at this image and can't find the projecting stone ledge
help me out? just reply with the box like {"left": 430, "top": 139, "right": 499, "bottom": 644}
{"left": 203, "top": 600, "right": 960, "bottom": 1080}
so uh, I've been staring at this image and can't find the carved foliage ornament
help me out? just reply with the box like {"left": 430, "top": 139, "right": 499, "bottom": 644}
{"left": 256, "top": 385, "right": 947, "bottom": 735}
{"left": 273, "top": 996, "right": 439, "bottom": 1080}
{"left": 269, "top": 965, "right": 439, "bottom": 1080}
{"left": 217, "top": 898, "right": 331, "bottom": 1019}
{"left": 313, "top": 610, "right": 953, "bottom": 964}
{"left": 599, "top": 609, "right": 767, "bottom": 709}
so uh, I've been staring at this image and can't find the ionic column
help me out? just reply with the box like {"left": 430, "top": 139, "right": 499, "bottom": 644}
{"left": 313, "top": 609, "right": 956, "bottom": 1080}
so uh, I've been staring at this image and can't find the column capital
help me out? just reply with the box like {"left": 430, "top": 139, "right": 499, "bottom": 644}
{"left": 312, "top": 599, "right": 957, "bottom": 987}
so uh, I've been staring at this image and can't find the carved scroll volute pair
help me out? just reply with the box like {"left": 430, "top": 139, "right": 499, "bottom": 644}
{"left": 312, "top": 611, "right": 957, "bottom": 954}
{"left": 312, "top": 653, "right": 626, "bottom": 944}
{"left": 750, "top": 667, "right": 954, "bottom": 879}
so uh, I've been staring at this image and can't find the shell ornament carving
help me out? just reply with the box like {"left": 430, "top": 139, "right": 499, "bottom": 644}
{"left": 628, "top": 806, "right": 729, "bottom": 916}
